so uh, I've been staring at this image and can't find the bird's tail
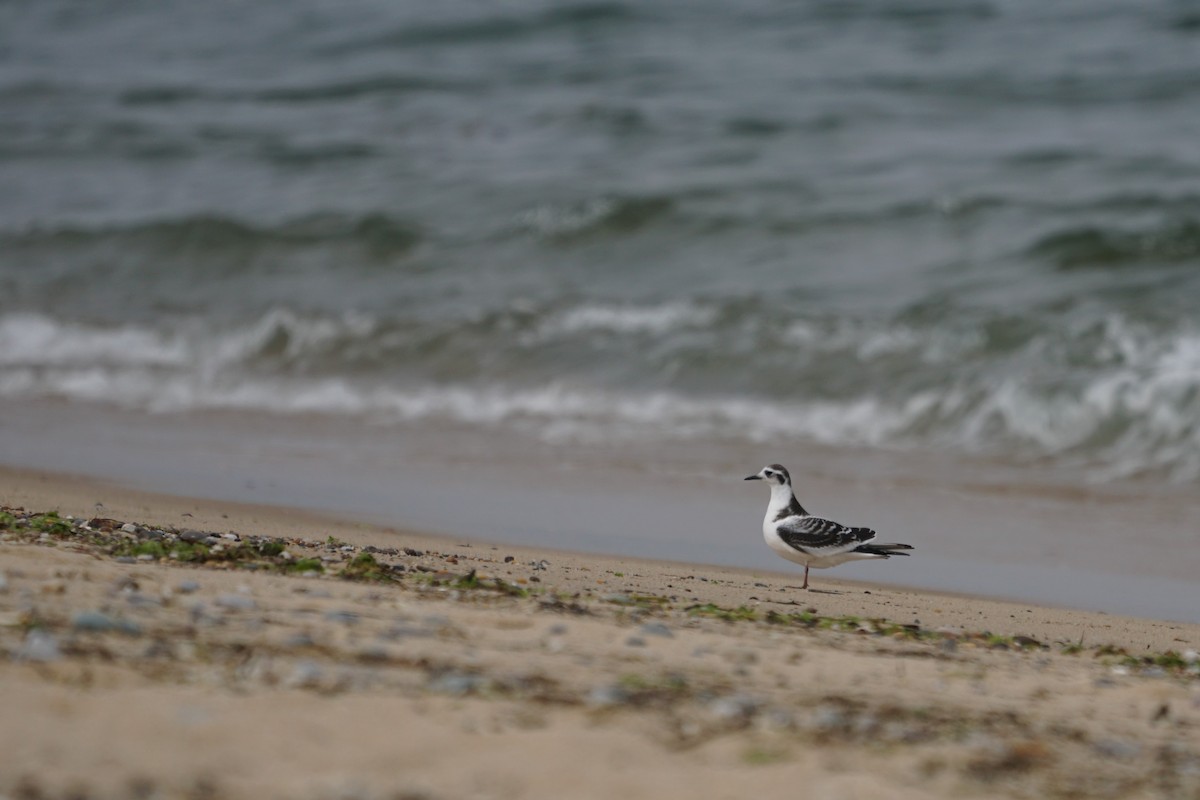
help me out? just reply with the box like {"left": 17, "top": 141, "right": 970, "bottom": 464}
{"left": 854, "top": 542, "right": 914, "bottom": 558}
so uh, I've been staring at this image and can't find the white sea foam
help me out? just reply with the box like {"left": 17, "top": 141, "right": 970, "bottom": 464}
{"left": 2, "top": 310, "right": 1198, "bottom": 481}
{"left": 538, "top": 302, "right": 717, "bottom": 338}
{"left": 0, "top": 312, "right": 187, "bottom": 368}
{"left": 518, "top": 198, "right": 618, "bottom": 237}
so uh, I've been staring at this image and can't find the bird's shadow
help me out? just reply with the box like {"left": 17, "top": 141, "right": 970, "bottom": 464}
{"left": 771, "top": 589, "right": 843, "bottom": 604}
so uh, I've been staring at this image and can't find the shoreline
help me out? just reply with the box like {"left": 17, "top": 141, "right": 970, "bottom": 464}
{"left": 3, "top": 464, "right": 1199, "bottom": 799}
{"left": 4, "top": 400, "right": 1200, "bottom": 624}
{"left": 3, "top": 463, "right": 1198, "bottom": 650}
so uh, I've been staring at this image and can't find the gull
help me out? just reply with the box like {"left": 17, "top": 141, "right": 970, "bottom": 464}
{"left": 745, "top": 463, "right": 913, "bottom": 590}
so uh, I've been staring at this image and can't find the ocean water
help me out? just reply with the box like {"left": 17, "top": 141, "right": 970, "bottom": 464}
{"left": 3, "top": 0, "right": 1200, "bottom": 584}
{"left": 3, "top": 0, "right": 1200, "bottom": 485}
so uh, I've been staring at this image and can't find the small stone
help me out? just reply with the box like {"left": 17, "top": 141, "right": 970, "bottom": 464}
{"left": 136, "top": 554, "right": 156, "bottom": 562}
{"left": 428, "top": 671, "right": 481, "bottom": 696}
{"left": 547, "top": 624, "right": 568, "bottom": 636}
{"left": 625, "top": 636, "right": 647, "bottom": 647}
{"left": 121, "top": 522, "right": 138, "bottom": 533}
{"left": 287, "top": 660, "right": 324, "bottom": 688}
{"left": 16, "top": 630, "right": 61, "bottom": 662}
{"left": 640, "top": 622, "right": 674, "bottom": 638}
{"left": 72, "top": 611, "right": 143, "bottom": 636}
{"left": 811, "top": 706, "right": 848, "bottom": 732}
{"left": 214, "top": 594, "right": 256, "bottom": 611}
{"left": 177, "top": 581, "right": 201, "bottom": 594}
{"left": 179, "top": 530, "right": 208, "bottom": 543}
{"left": 283, "top": 632, "right": 315, "bottom": 648}
{"left": 221, "top": 532, "right": 239, "bottom": 541}
{"left": 325, "top": 610, "right": 359, "bottom": 625}
{"left": 533, "top": 559, "right": 550, "bottom": 571}
{"left": 504, "top": 556, "right": 515, "bottom": 563}
{"left": 403, "top": 547, "right": 423, "bottom": 557}
{"left": 114, "top": 556, "right": 137, "bottom": 564}
{"left": 709, "top": 694, "right": 759, "bottom": 721}
{"left": 587, "top": 685, "right": 630, "bottom": 708}
{"left": 1093, "top": 739, "right": 1141, "bottom": 760}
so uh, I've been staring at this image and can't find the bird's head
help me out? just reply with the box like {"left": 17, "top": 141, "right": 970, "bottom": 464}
{"left": 744, "top": 464, "right": 791, "bottom": 487}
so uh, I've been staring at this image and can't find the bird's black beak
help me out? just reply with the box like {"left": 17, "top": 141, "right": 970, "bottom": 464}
{"left": 744, "top": 474, "right": 761, "bottom": 481}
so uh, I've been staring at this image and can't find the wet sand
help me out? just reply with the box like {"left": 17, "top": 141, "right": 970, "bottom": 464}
{"left": 2, "top": 466, "right": 1199, "bottom": 800}
{"left": 4, "top": 399, "right": 1200, "bottom": 623}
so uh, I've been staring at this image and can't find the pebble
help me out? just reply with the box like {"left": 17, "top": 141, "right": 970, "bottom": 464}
{"left": 1093, "top": 739, "right": 1142, "bottom": 760}
{"left": 378, "top": 624, "right": 427, "bottom": 641}
{"left": 72, "top": 611, "right": 143, "bottom": 636}
{"left": 403, "top": 547, "right": 423, "bottom": 557}
{"left": 533, "top": 559, "right": 550, "bottom": 571}
{"left": 547, "top": 624, "right": 568, "bottom": 636}
{"left": 287, "top": 660, "right": 324, "bottom": 689}
{"left": 16, "top": 630, "right": 61, "bottom": 662}
{"left": 121, "top": 522, "right": 138, "bottom": 534}
{"left": 214, "top": 594, "right": 257, "bottom": 611}
{"left": 325, "top": 610, "right": 359, "bottom": 626}
{"left": 639, "top": 622, "right": 674, "bottom": 638}
{"left": 283, "top": 632, "right": 315, "bottom": 648}
{"left": 428, "top": 671, "right": 482, "bottom": 696}
{"left": 177, "top": 581, "right": 201, "bottom": 594}
{"left": 179, "top": 530, "right": 208, "bottom": 544}
{"left": 708, "top": 694, "right": 759, "bottom": 721}
{"left": 625, "top": 636, "right": 647, "bottom": 648}
{"left": 809, "top": 706, "right": 849, "bottom": 732}
{"left": 114, "top": 557, "right": 137, "bottom": 564}
{"left": 587, "top": 684, "right": 630, "bottom": 708}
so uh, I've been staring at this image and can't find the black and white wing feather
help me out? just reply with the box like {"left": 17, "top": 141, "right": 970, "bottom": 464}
{"left": 774, "top": 515, "right": 876, "bottom": 557}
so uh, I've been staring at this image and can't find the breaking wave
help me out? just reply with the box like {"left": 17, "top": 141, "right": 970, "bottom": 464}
{"left": 2, "top": 305, "right": 1198, "bottom": 482}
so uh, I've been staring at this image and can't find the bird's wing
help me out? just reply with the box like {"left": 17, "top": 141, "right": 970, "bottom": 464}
{"left": 775, "top": 516, "right": 875, "bottom": 556}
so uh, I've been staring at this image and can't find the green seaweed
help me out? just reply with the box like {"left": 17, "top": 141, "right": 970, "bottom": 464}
{"left": 340, "top": 552, "right": 396, "bottom": 582}
{"left": 686, "top": 603, "right": 757, "bottom": 622}
{"left": 256, "top": 540, "right": 285, "bottom": 557}
{"left": 30, "top": 512, "right": 73, "bottom": 536}
{"left": 287, "top": 558, "right": 325, "bottom": 574}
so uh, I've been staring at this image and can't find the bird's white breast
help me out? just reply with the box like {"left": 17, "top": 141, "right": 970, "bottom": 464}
{"left": 763, "top": 515, "right": 813, "bottom": 566}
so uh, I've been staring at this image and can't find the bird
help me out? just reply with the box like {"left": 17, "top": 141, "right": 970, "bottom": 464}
{"left": 745, "top": 463, "right": 912, "bottom": 590}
